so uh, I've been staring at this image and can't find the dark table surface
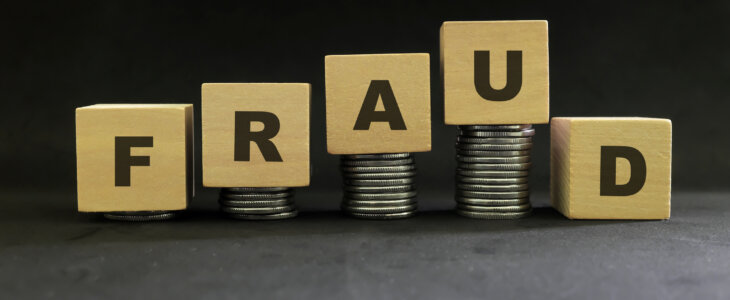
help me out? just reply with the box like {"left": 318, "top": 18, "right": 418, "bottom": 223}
{"left": 0, "top": 189, "right": 728, "bottom": 299}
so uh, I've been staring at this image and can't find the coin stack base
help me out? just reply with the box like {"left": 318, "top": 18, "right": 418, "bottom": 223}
{"left": 103, "top": 210, "right": 177, "bottom": 221}
{"left": 340, "top": 153, "right": 417, "bottom": 220}
{"left": 219, "top": 187, "right": 298, "bottom": 220}
{"left": 454, "top": 125, "right": 534, "bottom": 219}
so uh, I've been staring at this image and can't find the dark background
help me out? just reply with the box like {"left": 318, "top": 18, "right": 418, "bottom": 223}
{"left": 1, "top": 0, "right": 728, "bottom": 195}
{"left": 1, "top": 1, "right": 729, "bottom": 299}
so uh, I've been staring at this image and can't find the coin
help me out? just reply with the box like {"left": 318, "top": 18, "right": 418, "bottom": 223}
{"left": 456, "top": 143, "right": 532, "bottom": 151}
{"left": 456, "top": 209, "right": 532, "bottom": 219}
{"left": 345, "top": 191, "right": 418, "bottom": 200}
{"left": 344, "top": 184, "right": 413, "bottom": 193}
{"left": 229, "top": 210, "right": 299, "bottom": 220}
{"left": 459, "top": 125, "right": 532, "bottom": 131}
{"left": 456, "top": 176, "right": 528, "bottom": 185}
{"left": 343, "top": 198, "right": 416, "bottom": 207}
{"left": 457, "top": 128, "right": 535, "bottom": 137}
{"left": 218, "top": 198, "right": 292, "bottom": 207}
{"left": 456, "top": 150, "right": 531, "bottom": 157}
{"left": 224, "top": 187, "right": 289, "bottom": 193}
{"left": 457, "top": 203, "right": 531, "bottom": 212}
{"left": 220, "top": 191, "right": 292, "bottom": 200}
{"left": 343, "top": 204, "right": 416, "bottom": 214}
{"left": 348, "top": 211, "right": 415, "bottom": 220}
{"left": 221, "top": 205, "right": 294, "bottom": 215}
{"left": 345, "top": 178, "right": 415, "bottom": 186}
{"left": 344, "top": 153, "right": 411, "bottom": 160}
{"left": 457, "top": 162, "right": 532, "bottom": 171}
{"left": 456, "top": 155, "right": 530, "bottom": 164}
{"left": 103, "top": 211, "right": 177, "bottom": 221}
{"left": 456, "top": 137, "right": 533, "bottom": 144}
{"left": 341, "top": 158, "right": 414, "bottom": 167}
{"left": 342, "top": 171, "right": 416, "bottom": 179}
{"left": 456, "top": 169, "right": 529, "bottom": 178}
{"left": 457, "top": 190, "right": 530, "bottom": 199}
{"left": 341, "top": 165, "right": 415, "bottom": 173}
{"left": 455, "top": 197, "right": 530, "bottom": 206}
{"left": 457, "top": 183, "right": 529, "bottom": 192}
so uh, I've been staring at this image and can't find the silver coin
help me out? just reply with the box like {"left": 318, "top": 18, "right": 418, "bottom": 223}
{"left": 456, "top": 176, "right": 528, "bottom": 184}
{"left": 341, "top": 165, "right": 415, "bottom": 173}
{"left": 220, "top": 191, "right": 293, "bottom": 200}
{"left": 455, "top": 197, "right": 530, "bottom": 206}
{"left": 345, "top": 178, "right": 415, "bottom": 186}
{"left": 348, "top": 211, "right": 415, "bottom": 220}
{"left": 457, "top": 150, "right": 531, "bottom": 157}
{"left": 218, "top": 198, "right": 292, "bottom": 207}
{"left": 229, "top": 210, "right": 298, "bottom": 220}
{"left": 341, "top": 158, "right": 414, "bottom": 167}
{"left": 458, "top": 190, "right": 530, "bottom": 199}
{"left": 456, "top": 136, "right": 533, "bottom": 144}
{"left": 456, "top": 209, "right": 532, "bottom": 219}
{"left": 456, "top": 143, "right": 532, "bottom": 151}
{"left": 457, "top": 203, "right": 532, "bottom": 212}
{"left": 456, "top": 155, "right": 530, "bottom": 164}
{"left": 224, "top": 187, "right": 289, "bottom": 193}
{"left": 343, "top": 153, "right": 411, "bottom": 160}
{"left": 103, "top": 211, "right": 177, "bottom": 221}
{"left": 342, "top": 171, "right": 416, "bottom": 179}
{"left": 343, "top": 198, "right": 416, "bottom": 207}
{"left": 457, "top": 183, "right": 529, "bottom": 192}
{"left": 343, "top": 204, "right": 417, "bottom": 214}
{"left": 345, "top": 191, "right": 417, "bottom": 200}
{"left": 457, "top": 162, "right": 532, "bottom": 171}
{"left": 459, "top": 124, "right": 532, "bottom": 131}
{"left": 344, "top": 184, "right": 413, "bottom": 193}
{"left": 221, "top": 205, "right": 295, "bottom": 215}
{"left": 456, "top": 169, "right": 529, "bottom": 178}
{"left": 458, "top": 128, "right": 535, "bottom": 137}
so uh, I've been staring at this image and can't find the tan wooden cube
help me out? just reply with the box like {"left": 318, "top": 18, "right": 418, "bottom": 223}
{"left": 202, "top": 83, "right": 310, "bottom": 187}
{"left": 441, "top": 20, "right": 549, "bottom": 125}
{"left": 325, "top": 53, "right": 431, "bottom": 154}
{"left": 550, "top": 117, "right": 672, "bottom": 219}
{"left": 75, "top": 104, "right": 194, "bottom": 212}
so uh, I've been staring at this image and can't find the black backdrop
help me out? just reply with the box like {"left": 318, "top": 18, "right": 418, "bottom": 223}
{"left": 1, "top": 0, "right": 728, "bottom": 195}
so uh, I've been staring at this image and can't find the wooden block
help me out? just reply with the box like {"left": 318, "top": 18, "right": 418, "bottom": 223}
{"left": 75, "top": 104, "right": 194, "bottom": 212}
{"left": 441, "top": 20, "right": 549, "bottom": 125}
{"left": 202, "top": 83, "right": 310, "bottom": 187}
{"left": 550, "top": 117, "right": 672, "bottom": 219}
{"left": 325, "top": 53, "right": 431, "bottom": 154}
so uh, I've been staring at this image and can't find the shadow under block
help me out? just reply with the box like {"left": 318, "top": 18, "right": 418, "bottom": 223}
{"left": 325, "top": 53, "right": 431, "bottom": 154}
{"left": 202, "top": 83, "right": 310, "bottom": 187}
{"left": 441, "top": 20, "right": 549, "bottom": 125}
{"left": 75, "top": 104, "right": 194, "bottom": 212}
{"left": 550, "top": 117, "right": 672, "bottom": 220}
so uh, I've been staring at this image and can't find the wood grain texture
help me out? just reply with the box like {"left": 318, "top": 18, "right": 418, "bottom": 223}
{"left": 325, "top": 53, "right": 431, "bottom": 154}
{"left": 550, "top": 117, "right": 672, "bottom": 219}
{"left": 441, "top": 20, "right": 549, "bottom": 125}
{"left": 75, "top": 104, "right": 194, "bottom": 212}
{"left": 202, "top": 83, "right": 310, "bottom": 187}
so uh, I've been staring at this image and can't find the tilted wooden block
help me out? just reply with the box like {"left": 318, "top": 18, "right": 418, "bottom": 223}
{"left": 75, "top": 104, "right": 194, "bottom": 212}
{"left": 550, "top": 117, "right": 672, "bottom": 219}
{"left": 202, "top": 83, "right": 310, "bottom": 187}
{"left": 325, "top": 53, "right": 431, "bottom": 154}
{"left": 441, "top": 20, "right": 549, "bottom": 125}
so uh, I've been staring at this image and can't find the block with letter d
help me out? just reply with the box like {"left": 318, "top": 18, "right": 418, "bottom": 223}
{"left": 550, "top": 117, "right": 672, "bottom": 219}
{"left": 75, "top": 104, "right": 194, "bottom": 212}
{"left": 201, "top": 83, "right": 311, "bottom": 187}
{"left": 325, "top": 53, "right": 431, "bottom": 154}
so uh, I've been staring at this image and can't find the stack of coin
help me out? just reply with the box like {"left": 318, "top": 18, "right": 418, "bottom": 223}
{"left": 454, "top": 125, "right": 534, "bottom": 219}
{"left": 103, "top": 211, "right": 177, "bottom": 221}
{"left": 218, "top": 187, "right": 298, "bottom": 220}
{"left": 340, "top": 153, "right": 417, "bottom": 219}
